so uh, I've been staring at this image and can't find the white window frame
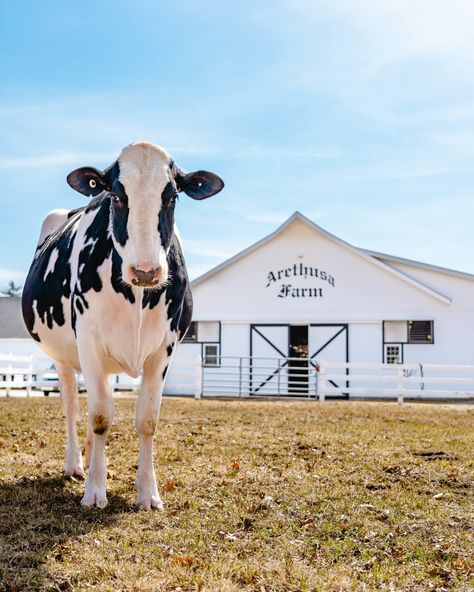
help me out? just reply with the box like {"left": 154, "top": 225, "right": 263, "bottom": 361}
{"left": 384, "top": 343, "right": 403, "bottom": 364}
{"left": 203, "top": 343, "right": 220, "bottom": 367}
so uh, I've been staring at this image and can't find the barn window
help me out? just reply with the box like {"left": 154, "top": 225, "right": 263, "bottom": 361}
{"left": 203, "top": 343, "right": 220, "bottom": 367}
{"left": 182, "top": 321, "right": 197, "bottom": 343}
{"left": 408, "top": 320, "right": 433, "bottom": 344}
{"left": 385, "top": 344, "right": 402, "bottom": 364}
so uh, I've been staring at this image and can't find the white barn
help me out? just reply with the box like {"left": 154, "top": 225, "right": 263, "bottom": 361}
{"left": 171, "top": 211, "right": 474, "bottom": 396}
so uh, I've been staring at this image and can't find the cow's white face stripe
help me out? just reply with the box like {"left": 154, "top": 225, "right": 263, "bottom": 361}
{"left": 112, "top": 142, "right": 173, "bottom": 285}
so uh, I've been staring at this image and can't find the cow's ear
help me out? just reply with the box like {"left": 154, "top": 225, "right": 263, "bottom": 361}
{"left": 67, "top": 167, "right": 109, "bottom": 197}
{"left": 177, "top": 170, "right": 224, "bottom": 200}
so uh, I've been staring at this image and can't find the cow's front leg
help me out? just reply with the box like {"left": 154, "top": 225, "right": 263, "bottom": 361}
{"left": 57, "top": 363, "right": 85, "bottom": 479}
{"left": 80, "top": 364, "right": 113, "bottom": 509}
{"left": 135, "top": 340, "right": 174, "bottom": 509}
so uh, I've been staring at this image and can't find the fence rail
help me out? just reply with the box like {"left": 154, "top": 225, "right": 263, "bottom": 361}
{"left": 317, "top": 360, "right": 474, "bottom": 404}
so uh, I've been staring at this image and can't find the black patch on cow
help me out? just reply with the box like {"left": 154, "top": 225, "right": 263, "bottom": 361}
{"left": 141, "top": 234, "right": 192, "bottom": 340}
{"left": 67, "top": 207, "right": 85, "bottom": 219}
{"left": 166, "top": 237, "right": 193, "bottom": 335}
{"left": 158, "top": 181, "right": 177, "bottom": 252}
{"left": 162, "top": 365, "right": 169, "bottom": 380}
{"left": 111, "top": 250, "right": 135, "bottom": 304}
{"left": 111, "top": 180, "right": 129, "bottom": 246}
{"left": 77, "top": 200, "right": 111, "bottom": 294}
{"left": 22, "top": 211, "right": 82, "bottom": 341}
{"left": 166, "top": 343, "right": 174, "bottom": 357}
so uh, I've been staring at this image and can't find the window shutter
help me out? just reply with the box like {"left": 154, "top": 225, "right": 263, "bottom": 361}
{"left": 384, "top": 321, "right": 408, "bottom": 343}
{"left": 197, "top": 321, "right": 220, "bottom": 342}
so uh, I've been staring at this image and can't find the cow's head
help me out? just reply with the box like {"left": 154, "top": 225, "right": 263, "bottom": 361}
{"left": 67, "top": 141, "right": 224, "bottom": 288}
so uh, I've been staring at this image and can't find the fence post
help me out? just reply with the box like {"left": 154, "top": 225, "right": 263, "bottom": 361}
{"left": 6, "top": 359, "right": 12, "bottom": 398}
{"left": 194, "top": 356, "right": 202, "bottom": 399}
{"left": 397, "top": 366, "right": 404, "bottom": 405}
{"left": 277, "top": 358, "right": 281, "bottom": 397}
{"left": 26, "top": 355, "right": 33, "bottom": 397}
{"left": 238, "top": 357, "right": 243, "bottom": 397}
{"left": 317, "top": 362, "right": 325, "bottom": 403}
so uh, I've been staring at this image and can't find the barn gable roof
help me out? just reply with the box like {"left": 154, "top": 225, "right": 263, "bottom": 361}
{"left": 191, "top": 211, "right": 453, "bottom": 305}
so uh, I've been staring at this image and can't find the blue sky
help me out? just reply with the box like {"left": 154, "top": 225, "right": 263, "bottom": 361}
{"left": 2, "top": 0, "right": 474, "bottom": 285}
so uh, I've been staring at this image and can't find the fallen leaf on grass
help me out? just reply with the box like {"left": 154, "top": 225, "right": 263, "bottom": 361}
{"left": 170, "top": 555, "right": 193, "bottom": 567}
{"left": 164, "top": 480, "right": 176, "bottom": 492}
{"left": 230, "top": 459, "right": 240, "bottom": 471}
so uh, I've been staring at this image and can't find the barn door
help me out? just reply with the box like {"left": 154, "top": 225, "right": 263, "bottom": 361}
{"left": 250, "top": 324, "right": 289, "bottom": 395}
{"left": 288, "top": 325, "right": 309, "bottom": 394}
{"left": 309, "top": 324, "right": 349, "bottom": 397}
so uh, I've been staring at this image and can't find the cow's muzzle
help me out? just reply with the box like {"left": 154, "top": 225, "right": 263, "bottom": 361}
{"left": 129, "top": 265, "right": 162, "bottom": 287}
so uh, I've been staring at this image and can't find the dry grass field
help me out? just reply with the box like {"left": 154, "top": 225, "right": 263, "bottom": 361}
{"left": 0, "top": 396, "right": 473, "bottom": 592}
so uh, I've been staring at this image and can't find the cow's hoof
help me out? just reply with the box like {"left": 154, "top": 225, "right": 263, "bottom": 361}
{"left": 81, "top": 489, "right": 108, "bottom": 509}
{"left": 137, "top": 495, "right": 164, "bottom": 511}
{"left": 64, "top": 469, "right": 86, "bottom": 481}
{"left": 64, "top": 466, "right": 86, "bottom": 480}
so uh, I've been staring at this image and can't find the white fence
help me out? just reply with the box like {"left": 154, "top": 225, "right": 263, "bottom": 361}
{"left": 0, "top": 354, "right": 202, "bottom": 398}
{"left": 2, "top": 353, "right": 474, "bottom": 403}
{"left": 317, "top": 360, "right": 474, "bottom": 404}
{"left": 0, "top": 353, "right": 34, "bottom": 396}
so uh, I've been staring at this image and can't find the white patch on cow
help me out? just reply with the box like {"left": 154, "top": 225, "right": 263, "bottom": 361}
{"left": 173, "top": 223, "right": 183, "bottom": 249}
{"left": 43, "top": 248, "right": 59, "bottom": 281}
{"left": 82, "top": 236, "right": 98, "bottom": 250}
{"left": 113, "top": 142, "right": 172, "bottom": 285}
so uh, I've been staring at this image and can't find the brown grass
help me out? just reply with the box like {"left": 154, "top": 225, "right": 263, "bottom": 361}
{"left": 0, "top": 396, "right": 473, "bottom": 591}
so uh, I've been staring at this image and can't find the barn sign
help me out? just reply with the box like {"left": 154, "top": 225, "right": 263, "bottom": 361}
{"left": 265, "top": 263, "right": 336, "bottom": 298}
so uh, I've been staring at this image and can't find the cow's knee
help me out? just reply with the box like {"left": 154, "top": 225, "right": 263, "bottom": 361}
{"left": 91, "top": 412, "right": 110, "bottom": 435}
{"left": 136, "top": 415, "right": 157, "bottom": 437}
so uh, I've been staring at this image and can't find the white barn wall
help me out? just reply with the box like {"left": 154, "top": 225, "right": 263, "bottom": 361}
{"left": 349, "top": 323, "right": 382, "bottom": 363}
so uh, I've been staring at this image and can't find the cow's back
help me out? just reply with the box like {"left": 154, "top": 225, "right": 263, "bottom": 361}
{"left": 22, "top": 209, "right": 83, "bottom": 365}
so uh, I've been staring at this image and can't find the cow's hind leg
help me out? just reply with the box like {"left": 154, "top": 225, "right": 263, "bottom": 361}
{"left": 135, "top": 338, "right": 174, "bottom": 509}
{"left": 57, "top": 363, "right": 85, "bottom": 479}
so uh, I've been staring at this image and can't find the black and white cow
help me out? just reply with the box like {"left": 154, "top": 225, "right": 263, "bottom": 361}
{"left": 22, "top": 141, "right": 224, "bottom": 509}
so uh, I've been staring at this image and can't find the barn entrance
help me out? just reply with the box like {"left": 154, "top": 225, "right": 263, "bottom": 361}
{"left": 288, "top": 325, "right": 309, "bottom": 393}
{"left": 249, "top": 323, "right": 349, "bottom": 396}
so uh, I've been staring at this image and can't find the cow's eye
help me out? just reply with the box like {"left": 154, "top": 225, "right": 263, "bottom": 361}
{"left": 111, "top": 194, "right": 121, "bottom": 205}
{"left": 165, "top": 193, "right": 178, "bottom": 207}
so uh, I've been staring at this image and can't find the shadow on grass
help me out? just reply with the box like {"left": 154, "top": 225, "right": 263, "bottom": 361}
{"left": 0, "top": 474, "right": 133, "bottom": 591}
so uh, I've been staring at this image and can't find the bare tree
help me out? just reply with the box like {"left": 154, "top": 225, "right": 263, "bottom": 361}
{"left": 0, "top": 281, "right": 22, "bottom": 297}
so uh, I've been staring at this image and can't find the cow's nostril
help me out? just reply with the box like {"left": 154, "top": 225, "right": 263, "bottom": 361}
{"left": 130, "top": 266, "right": 161, "bottom": 286}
